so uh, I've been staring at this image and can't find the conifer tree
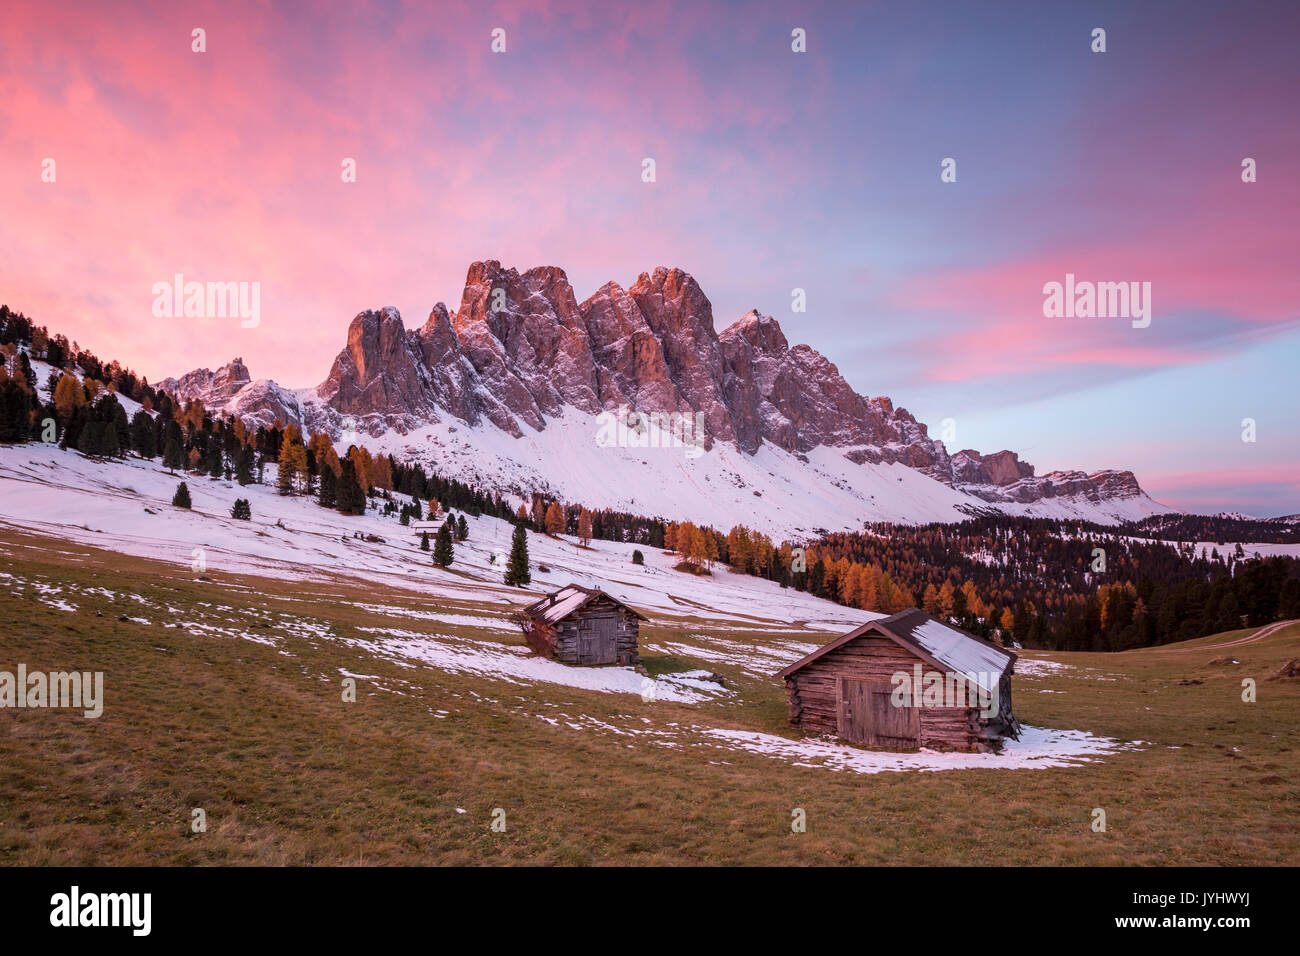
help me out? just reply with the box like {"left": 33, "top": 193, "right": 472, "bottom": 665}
{"left": 317, "top": 467, "right": 337, "bottom": 508}
{"left": 231, "top": 498, "right": 251, "bottom": 520}
{"left": 130, "top": 410, "right": 156, "bottom": 458}
{"left": 0, "top": 379, "right": 32, "bottom": 442}
{"left": 505, "top": 522, "right": 531, "bottom": 587}
{"left": 434, "top": 521, "right": 454, "bottom": 567}
{"left": 337, "top": 458, "right": 365, "bottom": 515}
{"left": 277, "top": 439, "right": 307, "bottom": 495}
{"left": 76, "top": 420, "right": 104, "bottom": 457}
{"left": 172, "top": 481, "right": 192, "bottom": 509}
{"left": 420, "top": 530, "right": 430, "bottom": 551}
{"left": 235, "top": 447, "right": 254, "bottom": 485}
{"left": 163, "top": 436, "right": 184, "bottom": 472}
{"left": 52, "top": 374, "right": 85, "bottom": 419}
{"left": 544, "top": 501, "right": 565, "bottom": 536}
{"left": 101, "top": 418, "right": 121, "bottom": 458}
{"left": 456, "top": 514, "right": 468, "bottom": 540}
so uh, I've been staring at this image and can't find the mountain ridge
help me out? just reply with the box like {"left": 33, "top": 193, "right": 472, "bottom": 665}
{"left": 159, "top": 259, "right": 1165, "bottom": 529}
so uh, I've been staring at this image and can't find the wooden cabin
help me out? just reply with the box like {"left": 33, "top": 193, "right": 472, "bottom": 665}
{"left": 776, "top": 608, "right": 1018, "bottom": 752}
{"left": 522, "top": 584, "right": 646, "bottom": 666}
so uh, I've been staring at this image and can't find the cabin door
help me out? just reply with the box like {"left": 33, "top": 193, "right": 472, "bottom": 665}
{"left": 577, "top": 615, "right": 617, "bottom": 665}
{"left": 837, "top": 678, "right": 919, "bottom": 750}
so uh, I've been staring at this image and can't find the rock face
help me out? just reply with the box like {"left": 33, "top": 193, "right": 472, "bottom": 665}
{"left": 951, "top": 449, "right": 1036, "bottom": 487}
{"left": 158, "top": 358, "right": 252, "bottom": 409}
{"left": 159, "top": 357, "right": 302, "bottom": 432}
{"left": 317, "top": 307, "right": 439, "bottom": 427}
{"left": 160, "top": 259, "right": 1155, "bottom": 511}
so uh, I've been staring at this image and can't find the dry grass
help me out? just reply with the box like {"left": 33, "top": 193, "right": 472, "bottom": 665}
{"left": 1, "top": 527, "right": 1297, "bottom": 866}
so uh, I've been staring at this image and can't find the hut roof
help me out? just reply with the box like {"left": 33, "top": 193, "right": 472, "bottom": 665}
{"left": 776, "top": 608, "right": 1015, "bottom": 688}
{"left": 523, "top": 584, "right": 649, "bottom": 627}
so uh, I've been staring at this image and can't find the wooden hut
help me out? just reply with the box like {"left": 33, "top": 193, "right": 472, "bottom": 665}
{"left": 521, "top": 584, "right": 646, "bottom": 666}
{"left": 776, "top": 608, "right": 1018, "bottom": 752}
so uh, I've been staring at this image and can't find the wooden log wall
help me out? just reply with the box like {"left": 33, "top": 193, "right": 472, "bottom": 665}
{"left": 785, "top": 632, "right": 1013, "bottom": 752}
{"left": 547, "top": 597, "right": 640, "bottom": 666}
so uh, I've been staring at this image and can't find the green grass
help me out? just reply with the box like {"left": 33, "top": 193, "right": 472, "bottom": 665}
{"left": 1, "top": 527, "right": 1297, "bottom": 866}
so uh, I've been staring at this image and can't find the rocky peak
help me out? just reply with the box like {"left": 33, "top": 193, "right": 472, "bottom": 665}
{"left": 450, "top": 260, "right": 600, "bottom": 427}
{"left": 952, "top": 449, "right": 1035, "bottom": 487}
{"left": 627, "top": 267, "right": 735, "bottom": 448}
{"left": 720, "top": 309, "right": 790, "bottom": 356}
{"left": 162, "top": 258, "right": 1157, "bottom": 514}
{"left": 157, "top": 357, "right": 251, "bottom": 408}
{"left": 317, "top": 307, "right": 434, "bottom": 426}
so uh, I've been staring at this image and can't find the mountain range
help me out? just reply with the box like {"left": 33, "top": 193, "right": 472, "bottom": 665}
{"left": 159, "top": 260, "right": 1168, "bottom": 535}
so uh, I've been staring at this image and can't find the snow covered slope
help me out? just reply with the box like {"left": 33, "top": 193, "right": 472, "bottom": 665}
{"left": 337, "top": 408, "right": 1169, "bottom": 539}
{"left": 0, "top": 441, "right": 872, "bottom": 632}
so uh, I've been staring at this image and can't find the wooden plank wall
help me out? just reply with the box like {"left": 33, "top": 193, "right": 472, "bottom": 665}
{"left": 547, "top": 598, "right": 640, "bottom": 666}
{"left": 785, "top": 632, "right": 1009, "bottom": 752}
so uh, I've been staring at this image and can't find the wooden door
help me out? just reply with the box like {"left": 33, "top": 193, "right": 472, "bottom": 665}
{"left": 578, "top": 615, "right": 617, "bottom": 665}
{"left": 837, "top": 678, "right": 919, "bottom": 750}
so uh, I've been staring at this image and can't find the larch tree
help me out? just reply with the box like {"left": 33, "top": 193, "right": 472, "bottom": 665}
{"left": 544, "top": 501, "right": 565, "bottom": 536}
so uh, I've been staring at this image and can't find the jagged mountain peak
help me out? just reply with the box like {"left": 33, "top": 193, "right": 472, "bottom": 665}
{"left": 159, "top": 258, "right": 1166, "bottom": 526}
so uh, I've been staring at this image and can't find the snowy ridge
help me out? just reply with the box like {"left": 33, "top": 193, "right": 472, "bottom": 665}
{"left": 151, "top": 259, "right": 1170, "bottom": 534}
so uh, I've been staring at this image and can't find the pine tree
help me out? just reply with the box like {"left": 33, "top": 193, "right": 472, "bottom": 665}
{"left": 163, "top": 436, "right": 184, "bottom": 472}
{"left": 235, "top": 447, "right": 254, "bottom": 485}
{"left": 951, "top": 585, "right": 968, "bottom": 623}
{"left": 101, "top": 418, "right": 121, "bottom": 458}
{"left": 109, "top": 402, "right": 129, "bottom": 456}
{"left": 433, "top": 521, "right": 454, "bottom": 567}
{"left": 456, "top": 514, "right": 468, "bottom": 540}
{"left": 578, "top": 508, "right": 593, "bottom": 546}
{"left": 0, "top": 379, "right": 32, "bottom": 442}
{"left": 504, "top": 522, "right": 531, "bottom": 586}
{"left": 76, "top": 420, "right": 104, "bottom": 457}
{"left": 632, "top": 549, "right": 644, "bottom": 565}
{"left": 420, "top": 531, "right": 430, "bottom": 551}
{"left": 130, "top": 410, "right": 156, "bottom": 458}
{"left": 172, "top": 482, "right": 192, "bottom": 509}
{"left": 337, "top": 459, "right": 366, "bottom": 515}
{"left": 317, "top": 467, "right": 337, "bottom": 508}
{"left": 231, "top": 498, "right": 251, "bottom": 520}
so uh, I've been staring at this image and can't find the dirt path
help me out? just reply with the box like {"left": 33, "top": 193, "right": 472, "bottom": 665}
{"left": 1155, "top": 619, "right": 1298, "bottom": 653}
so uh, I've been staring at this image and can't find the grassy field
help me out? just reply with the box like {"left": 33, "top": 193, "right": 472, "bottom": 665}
{"left": 1, "top": 526, "right": 1297, "bottom": 866}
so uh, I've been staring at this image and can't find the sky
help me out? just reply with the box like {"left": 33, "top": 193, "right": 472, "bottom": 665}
{"left": 1, "top": 0, "right": 1296, "bottom": 515}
